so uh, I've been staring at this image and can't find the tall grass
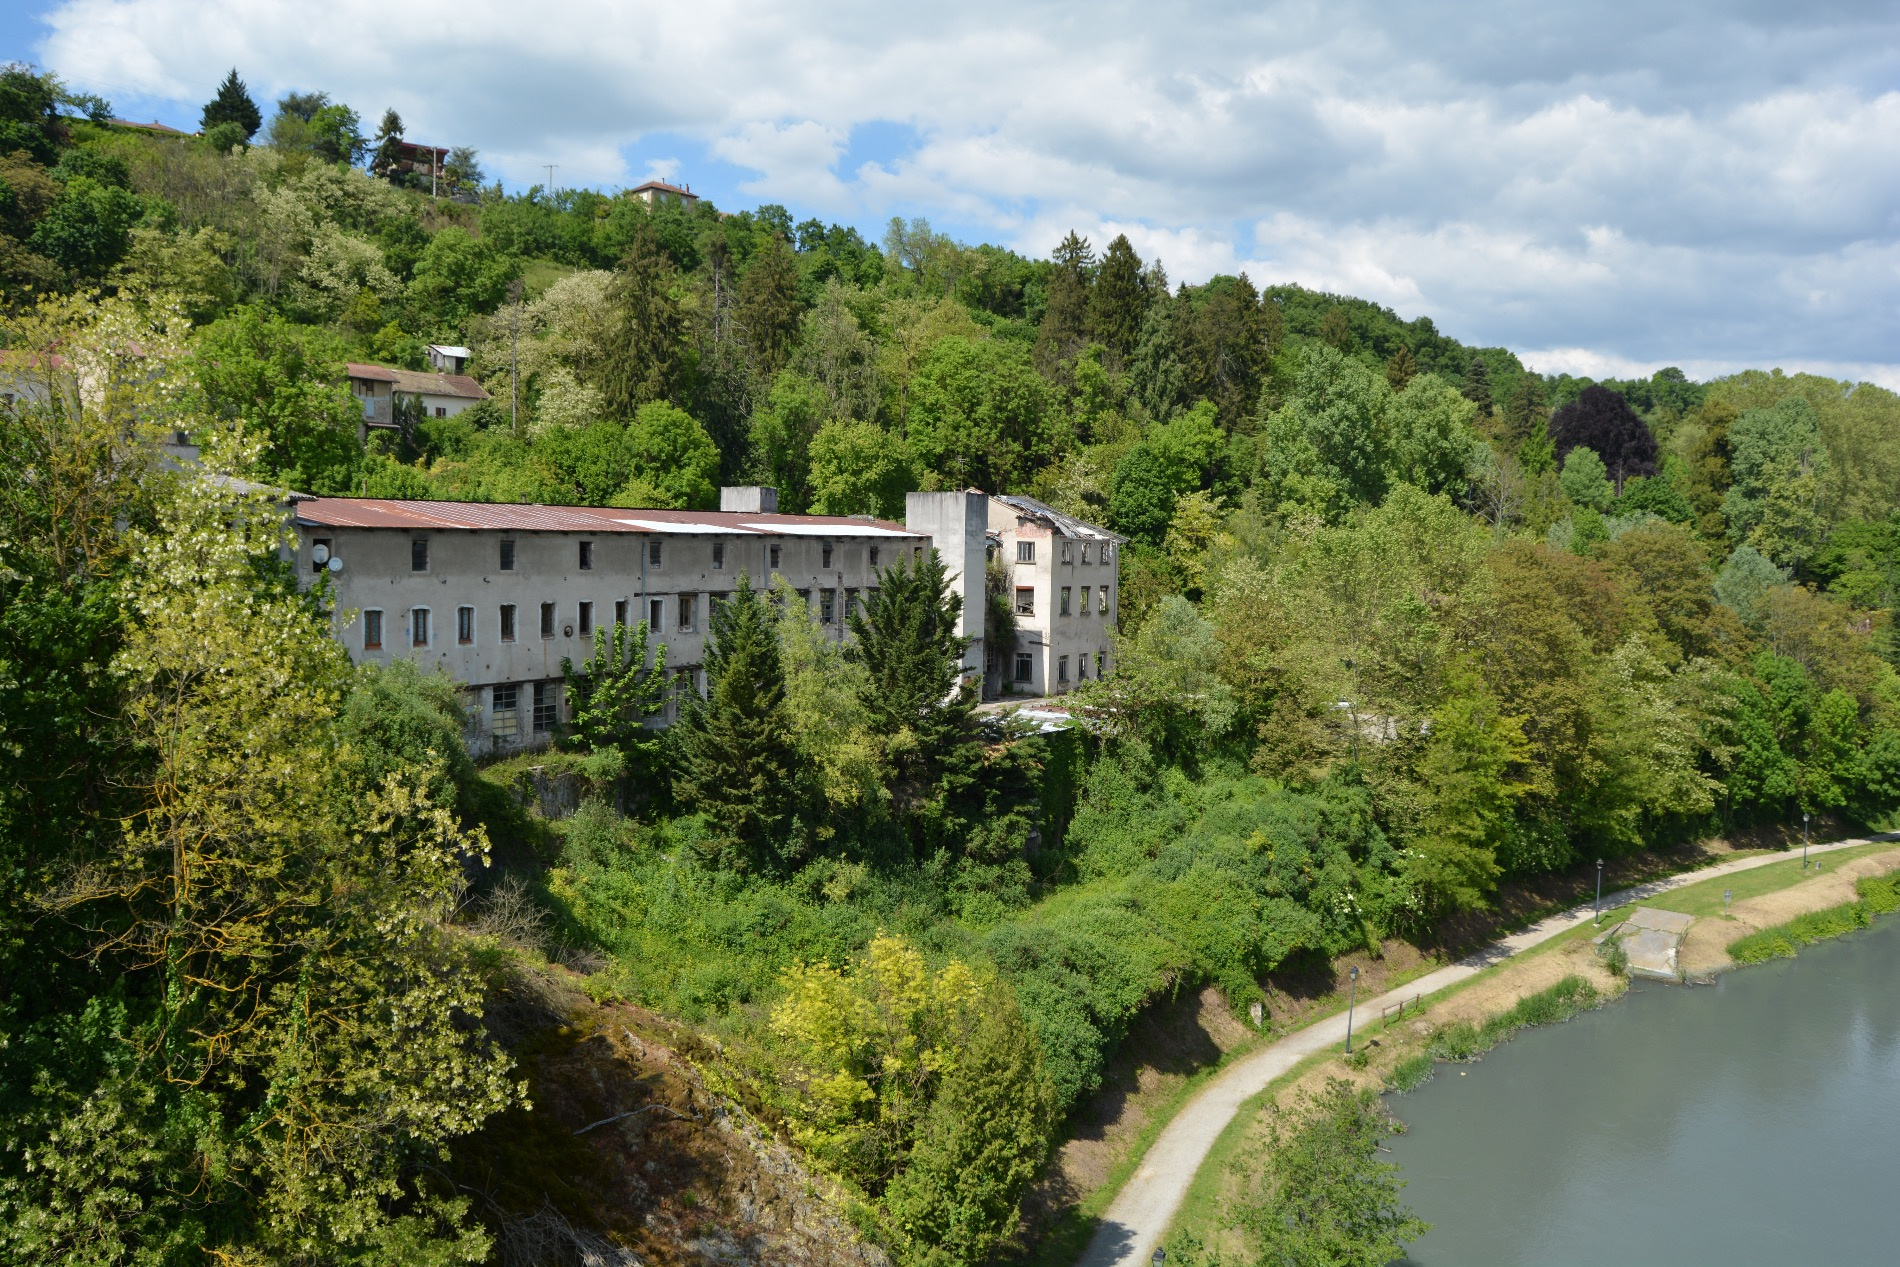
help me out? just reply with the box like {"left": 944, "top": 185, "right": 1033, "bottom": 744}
{"left": 1385, "top": 976, "right": 1601, "bottom": 1092}
{"left": 1728, "top": 872, "right": 1900, "bottom": 964}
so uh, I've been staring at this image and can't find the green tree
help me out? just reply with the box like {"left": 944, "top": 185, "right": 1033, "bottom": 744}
{"left": 737, "top": 232, "right": 801, "bottom": 377}
{"left": 199, "top": 67, "right": 262, "bottom": 139}
{"left": 1179, "top": 272, "right": 1266, "bottom": 427}
{"left": 907, "top": 336, "right": 1051, "bottom": 492}
{"left": 1226, "top": 1078, "right": 1429, "bottom": 1267}
{"left": 1407, "top": 686, "right": 1528, "bottom": 914}
{"left": 1087, "top": 233, "right": 1145, "bottom": 364}
{"left": 849, "top": 548, "right": 980, "bottom": 822}
{"left": 29, "top": 175, "right": 143, "bottom": 278}
{"left": 443, "top": 146, "right": 483, "bottom": 194}
{"left": 368, "top": 107, "right": 405, "bottom": 181}
{"left": 1386, "top": 372, "right": 1479, "bottom": 494}
{"left": 808, "top": 419, "right": 917, "bottom": 519}
{"left": 673, "top": 576, "right": 805, "bottom": 869}
{"left": 1723, "top": 396, "right": 1832, "bottom": 568}
{"left": 1558, "top": 446, "right": 1613, "bottom": 511}
{"left": 883, "top": 995, "right": 1057, "bottom": 1267}
{"left": 747, "top": 370, "right": 829, "bottom": 511}
{"left": 194, "top": 306, "right": 366, "bottom": 493}
{"left": 1461, "top": 354, "right": 1493, "bottom": 416}
{"left": 406, "top": 226, "right": 518, "bottom": 325}
{"left": 562, "top": 618, "right": 669, "bottom": 782}
{"left": 1034, "top": 230, "right": 1093, "bottom": 371}
{"left": 616, "top": 400, "right": 719, "bottom": 509}
{"left": 601, "top": 221, "right": 690, "bottom": 416}
{"left": 1384, "top": 344, "right": 1418, "bottom": 392}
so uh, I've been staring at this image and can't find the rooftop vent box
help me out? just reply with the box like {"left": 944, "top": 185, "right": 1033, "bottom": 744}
{"left": 720, "top": 486, "right": 778, "bottom": 513}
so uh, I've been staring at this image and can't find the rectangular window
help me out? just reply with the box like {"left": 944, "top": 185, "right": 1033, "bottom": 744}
{"left": 678, "top": 594, "right": 697, "bottom": 632}
{"left": 1103, "top": 543, "right": 1115, "bottom": 563}
{"left": 578, "top": 601, "right": 593, "bottom": 636}
{"left": 1080, "top": 586, "right": 1092, "bottom": 615}
{"left": 499, "top": 539, "right": 515, "bottom": 571}
{"left": 820, "top": 588, "right": 836, "bottom": 623}
{"left": 869, "top": 546, "right": 880, "bottom": 568}
{"left": 614, "top": 599, "right": 628, "bottom": 628}
{"left": 1060, "top": 586, "right": 1072, "bottom": 616}
{"left": 411, "top": 607, "right": 430, "bottom": 647}
{"left": 500, "top": 604, "right": 516, "bottom": 642}
{"left": 712, "top": 541, "right": 725, "bottom": 570}
{"left": 363, "top": 609, "right": 383, "bottom": 650}
{"left": 649, "top": 598, "right": 664, "bottom": 634}
{"left": 845, "top": 587, "right": 859, "bottom": 617}
{"left": 1078, "top": 654, "right": 1089, "bottom": 680}
{"left": 579, "top": 540, "right": 593, "bottom": 570}
{"left": 1097, "top": 650, "right": 1106, "bottom": 678}
{"left": 411, "top": 538, "right": 429, "bottom": 572}
{"left": 434, "top": 406, "right": 446, "bottom": 418}
{"left": 311, "top": 537, "right": 332, "bottom": 574}
{"left": 1058, "top": 655, "right": 1069, "bottom": 683}
{"left": 822, "top": 542, "right": 834, "bottom": 568}
{"left": 769, "top": 543, "right": 782, "bottom": 571}
{"left": 648, "top": 539, "right": 663, "bottom": 568}
{"left": 1082, "top": 543, "right": 1093, "bottom": 565}
{"left": 1015, "top": 586, "right": 1035, "bottom": 616}
{"left": 796, "top": 589, "right": 811, "bottom": 616}
{"left": 491, "top": 684, "right": 519, "bottom": 739}
{"left": 532, "top": 681, "right": 559, "bottom": 733}
{"left": 1062, "top": 540, "right": 1074, "bottom": 564}
{"left": 1017, "top": 540, "right": 1035, "bottom": 563}
{"left": 1099, "top": 585, "right": 1111, "bottom": 615}
{"left": 540, "top": 602, "right": 555, "bottom": 640}
{"left": 1014, "top": 652, "right": 1034, "bottom": 683}
{"left": 458, "top": 605, "right": 474, "bottom": 645}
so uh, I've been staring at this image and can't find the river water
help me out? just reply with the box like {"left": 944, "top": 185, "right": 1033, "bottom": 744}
{"left": 1386, "top": 914, "right": 1900, "bottom": 1266}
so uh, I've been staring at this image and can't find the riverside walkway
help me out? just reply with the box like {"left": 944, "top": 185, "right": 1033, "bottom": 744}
{"left": 1076, "top": 833, "right": 1898, "bottom": 1267}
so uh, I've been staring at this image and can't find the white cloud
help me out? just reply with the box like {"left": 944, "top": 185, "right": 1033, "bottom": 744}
{"left": 32, "top": 0, "right": 1900, "bottom": 379}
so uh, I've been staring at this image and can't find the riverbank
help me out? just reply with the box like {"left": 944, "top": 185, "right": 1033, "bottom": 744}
{"left": 1078, "top": 832, "right": 1900, "bottom": 1267}
{"left": 1160, "top": 838, "right": 1900, "bottom": 1262}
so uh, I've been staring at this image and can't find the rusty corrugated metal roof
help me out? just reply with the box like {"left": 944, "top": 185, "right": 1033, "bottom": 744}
{"left": 293, "top": 497, "right": 921, "bottom": 536}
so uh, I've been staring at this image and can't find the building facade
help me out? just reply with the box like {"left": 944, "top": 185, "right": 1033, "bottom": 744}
{"left": 346, "top": 363, "right": 490, "bottom": 440}
{"left": 294, "top": 486, "right": 1119, "bottom": 752}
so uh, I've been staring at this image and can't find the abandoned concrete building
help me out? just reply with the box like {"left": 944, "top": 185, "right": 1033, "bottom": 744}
{"left": 293, "top": 486, "right": 1121, "bottom": 752}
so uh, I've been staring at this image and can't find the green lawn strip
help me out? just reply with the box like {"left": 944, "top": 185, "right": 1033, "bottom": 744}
{"left": 1642, "top": 842, "right": 1900, "bottom": 919}
{"left": 1728, "top": 872, "right": 1900, "bottom": 963}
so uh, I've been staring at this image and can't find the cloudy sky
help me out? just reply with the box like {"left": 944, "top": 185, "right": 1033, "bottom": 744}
{"left": 8, "top": 0, "right": 1899, "bottom": 384}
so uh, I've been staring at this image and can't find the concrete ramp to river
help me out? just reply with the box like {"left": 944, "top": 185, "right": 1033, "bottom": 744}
{"left": 1603, "top": 906, "right": 1695, "bottom": 979}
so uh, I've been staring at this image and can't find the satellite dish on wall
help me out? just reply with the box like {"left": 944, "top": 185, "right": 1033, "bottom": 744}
{"left": 563, "top": 624, "right": 574, "bottom": 637}
{"left": 310, "top": 543, "right": 331, "bottom": 564}
{"left": 327, "top": 557, "right": 343, "bottom": 573}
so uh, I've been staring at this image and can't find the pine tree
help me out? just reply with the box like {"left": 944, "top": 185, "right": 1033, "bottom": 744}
{"left": 674, "top": 577, "right": 805, "bottom": 869}
{"left": 601, "top": 221, "right": 690, "bottom": 417}
{"left": 1385, "top": 345, "right": 1418, "bottom": 391}
{"left": 1462, "top": 355, "right": 1493, "bottom": 417}
{"left": 736, "top": 232, "right": 801, "bottom": 378}
{"left": 1319, "top": 305, "right": 1352, "bottom": 351}
{"left": 200, "top": 68, "right": 261, "bottom": 140}
{"left": 848, "top": 548, "right": 980, "bottom": 823}
{"left": 1034, "top": 230, "right": 1094, "bottom": 373}
{"left": 561, "top": 617, "right": 670, "bottom": 779}
{"left": 368, "top": 108, "right": 405, "bottom": 182}
{"left": 1087, "top": 233, "right": 1145, "bottom": 365}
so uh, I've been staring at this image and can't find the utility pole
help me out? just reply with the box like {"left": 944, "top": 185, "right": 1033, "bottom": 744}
{"left": 508, "top": 279, "right": 523, "bottom": 437}
{"left": 545, "top": 163, "right": 559, "bottom": 197}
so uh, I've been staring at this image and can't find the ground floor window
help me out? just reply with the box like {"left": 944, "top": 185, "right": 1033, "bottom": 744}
{"left": 411, "top": 607, "right": 430, "bottom": 647}
{"left": 532, "top": 681, "right": 559, "bottom": 733}
{"left": 1014, "top": 652, "right": 1034, "bottom": 683}
{"left": 492, "top": 683, "right": 519, "bottom": 739}
{"left": 1058, "top": 655, "right": 1069, "bottom": 683}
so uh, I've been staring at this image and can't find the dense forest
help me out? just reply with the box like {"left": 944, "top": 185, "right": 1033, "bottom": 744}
{"left": 4, "top": 62, "right": 1900, "bottom": 1265}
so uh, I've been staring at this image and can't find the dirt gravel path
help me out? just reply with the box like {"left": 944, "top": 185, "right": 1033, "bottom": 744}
{"left": 1074, "top": 832, "right": 1897, "bottom": 1267}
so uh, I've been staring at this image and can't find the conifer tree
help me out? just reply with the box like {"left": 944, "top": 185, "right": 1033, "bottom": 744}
{"left": 736, "top": 232, "right": 800, "bottom": 377}
{"left": 1034, "top": 230, "right": 1094, "bottom": 373}
{"left": 602, "top": 221, "right": 690, "bottom": 416}
{"left": 1319, "top": 305, "right": 1352, "bottom": 351}
{"left": 848, "top": 548, "right": 980, "bottom": 820}
{"left": 1462, "top": 355, "right": 1493, "bottom": 417}
{"left": 1385, "top": 344, "right": 1418, "bottom": 391}
{"left": 200, "top": 68, "right": 261, "bottom": 139}
{"left": 368, "top": 108, "right": 405, "bottom": 182}
{"left": 1088, "top": 233, "right": 1145, "bottom": 365}
{"left": 674, "top": 577, "right": 804, "bottom": 869}
{"left": 562, "top": 617, "right": 670, "bottom": 778}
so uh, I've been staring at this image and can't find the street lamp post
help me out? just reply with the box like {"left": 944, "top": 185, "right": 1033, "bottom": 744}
{"left": 1594, "top": 858, "right": 1604, "bottom": 926}
{"left": 1344, "top": 966, "right": 1361, "bottom": 1054}
{"left": 1803, "top": 811, "right": 1811, "bottom": 869}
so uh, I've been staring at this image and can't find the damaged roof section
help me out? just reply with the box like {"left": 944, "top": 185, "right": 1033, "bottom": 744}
{"left": 993, "top": 494, "right": 1128, "bottom": 543}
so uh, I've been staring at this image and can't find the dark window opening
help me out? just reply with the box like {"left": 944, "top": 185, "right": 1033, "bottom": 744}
{"left": 579, "top": 540, "right": 593, "bottom": 570}
{"left": 499, "top": 539, "right": 515, "bottom": 571}
{"left": 412, "top": 608, "right": 430, "bottom": 647}
{"left": 500, "top": 604, "right": 517, "bottom": 642}
{"left": 578, "top": 601, "right": 593, "bottom": 636}
{"left": 822, "top": 542, "right": 834, "bottom": 568}
{"left": 540, "top": 602, "right": 555, "bottom": 639}
{"left": 532, "top": 681, "right": 559, "bottom": 733}
{"left": 411, "top": 538, "right": 429, "bottom": 572}
{"left": 363, "top": 610, "right": 383, "bottom": 650}
{"left": 457, "top": 605, "right": 474, "bottom": 644}
{"left": 1014, "top": 652, "right": 1034, "bottom": 683}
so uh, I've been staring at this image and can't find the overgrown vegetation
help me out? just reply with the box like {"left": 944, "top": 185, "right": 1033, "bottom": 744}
{"left": 1727, "top": 872, "right": 1900, "bottom": 963}
{"left": 5, "top": 54, "right": 1900, "bottom": 1265}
